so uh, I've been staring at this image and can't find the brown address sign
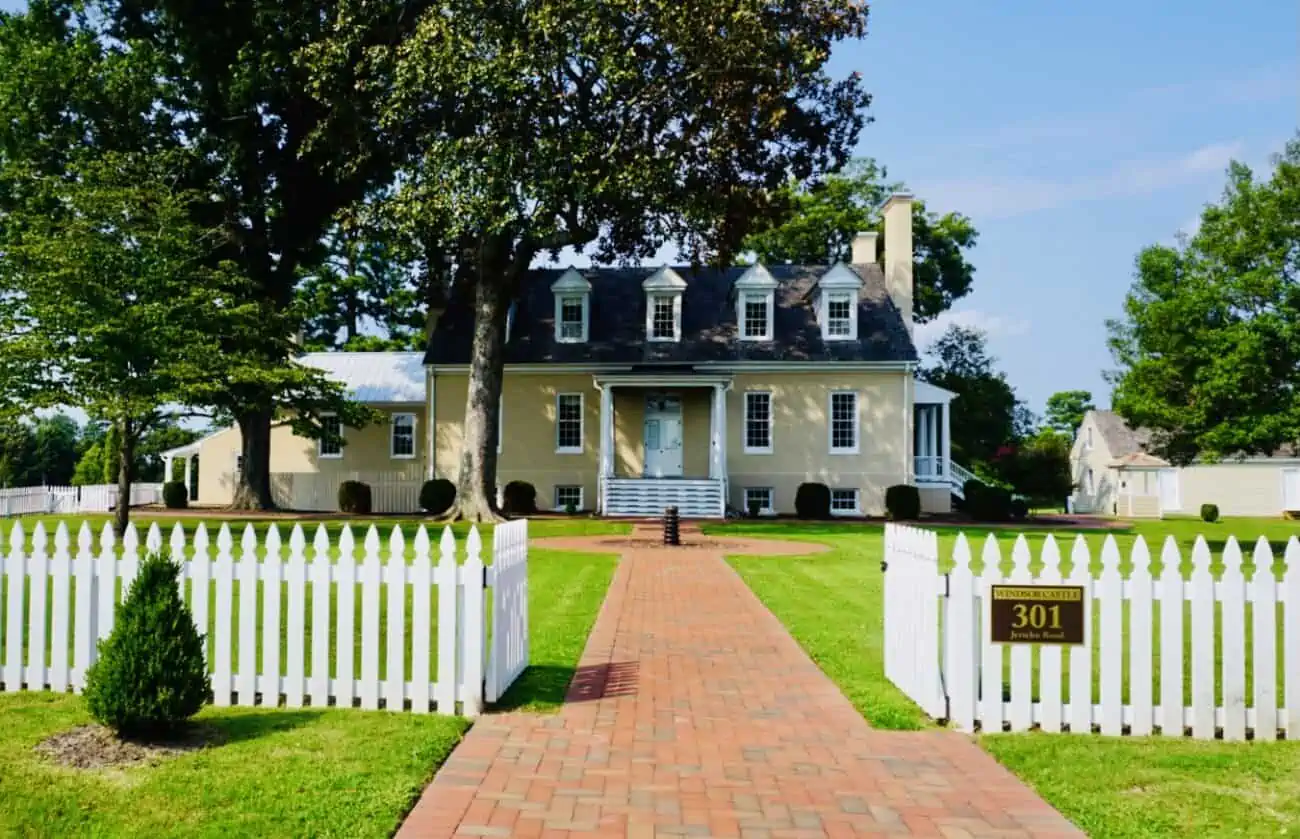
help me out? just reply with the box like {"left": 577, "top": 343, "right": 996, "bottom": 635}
{"left": 990, "top": 585, "right": 1086, "bottom": 645}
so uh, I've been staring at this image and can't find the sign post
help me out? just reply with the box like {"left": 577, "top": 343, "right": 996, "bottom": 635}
{"left": 990, "top": 585, "right": 1086, "bottom": 645}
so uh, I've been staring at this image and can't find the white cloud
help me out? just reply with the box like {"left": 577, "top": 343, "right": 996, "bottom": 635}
{"left": 916, "top": 141, "right": 1244, "bottom": 220}
{"left": 915, "top": 308, "right": 1028, "bottom": 351}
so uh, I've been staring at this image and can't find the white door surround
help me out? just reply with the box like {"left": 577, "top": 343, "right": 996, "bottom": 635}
{"left": 1283, "top": 469, "right": 1300, "bottom": 512}
{"left": 1158, "top": 468, "right": 1181, "bottom": 512}
{"left": 643, "top": 393, "right": 684, "bottom": 478}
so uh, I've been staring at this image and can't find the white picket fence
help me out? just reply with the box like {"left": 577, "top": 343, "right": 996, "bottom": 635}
{"left": 1, "top": 483, "right": 164, "bottom": 516}
{"left": 884, "top": 523, "right": 1300, "bottom": 739}
{"left": 0, "top": 518, "right": 530, "bottom": 716}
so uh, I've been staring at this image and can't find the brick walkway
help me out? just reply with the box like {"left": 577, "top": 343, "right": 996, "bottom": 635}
{"left": 397, "top": 529, "right": 1082, "bottom": 839}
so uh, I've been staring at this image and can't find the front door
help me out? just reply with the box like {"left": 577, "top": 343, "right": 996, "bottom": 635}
{"left": 643, "top": 394, "right": 683, "bottom": 477}
{"left": 1158, "top": 468, "right": 1181, "bottom": 512}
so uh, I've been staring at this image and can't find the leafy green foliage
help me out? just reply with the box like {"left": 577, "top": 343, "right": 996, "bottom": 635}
{"left": 795, "top": 483, "right": 832, "bottom": 520}
{"left": 162, "top": 482, "right": 188, "bottom": 509}
{"left": 884, "top": 485, "right": 920, "bottom": 521}
{"left": 1201, "top": 504, "right": 1221, "bottom": 523}
{"left": 921, "top": 325, "right": 1031, "bottom": 467}
{"left": 1109, "top": 136, "right": 1300, "bottom": 465}
{"left": 744, "top": 158, "right": 979, "bottom": 322}
{"left": 419, "top": 479, "right": 456, "bottom": 516}
{"left": 1043, "top": 390, "right": 1095, "bottom": 437}
{"left": 337, "top": 481, "right": 373, "bottom": 515}
{"left": 84, "top": 552, "right": 210, "bottom": 737}
{"left": 502, "top": 481, "right": 537, "bottom": 517}
{"left": 990, "top": 431, "right": 1074, "bottom": 509}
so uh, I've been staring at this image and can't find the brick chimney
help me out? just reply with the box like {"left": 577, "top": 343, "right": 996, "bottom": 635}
{"left": 881, "top": 193, "right": 914, "bottom": 335}
{"left": 850, "top": 230, "right": 878, "bottom": 264}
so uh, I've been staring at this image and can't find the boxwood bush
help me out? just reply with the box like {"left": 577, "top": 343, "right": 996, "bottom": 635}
{"left": 161, "top": 481, "right": 188, "bottom": 509}
{"left": 83, "top": 552, "right": 209, "bottom": 737}
{"left": 794, "top": 482, "right": 831, "bottom": 519}
{"left": 884, "top": 485, "right": 921, "bottom": 520}
{"left": 502, "top": 481, "right": 537, "bottom": 516}
{"left": 338, "top": 480, "right": 373, "bottom": 515}
{"left": 1201, "top": 503, "right": 1220, "bottom": 523}
{"left": 419, "top": 478, "right": 456, "bottom": 515}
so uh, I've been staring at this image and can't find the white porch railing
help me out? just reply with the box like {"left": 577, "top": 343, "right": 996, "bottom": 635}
{"left": 601, "top": 477, "right": 725, "bottom": 518}
{"left": 912, "top": 458, "right": 981, "bottom": 500}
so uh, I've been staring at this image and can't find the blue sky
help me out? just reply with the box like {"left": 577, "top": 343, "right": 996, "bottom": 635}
{"left": 2, "top": 0, "right": 1295, "bottom": 418}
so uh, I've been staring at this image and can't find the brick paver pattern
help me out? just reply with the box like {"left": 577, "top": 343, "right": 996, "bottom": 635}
{"left": 398, "top": 529, "right": 1083, "bottom": 838}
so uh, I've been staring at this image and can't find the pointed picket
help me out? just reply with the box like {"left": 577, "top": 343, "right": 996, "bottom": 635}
{"left": 285, "top": 525, "right": 307, "bottom": 708}
{"left": 335, "top": 527, "right": 357, "bottom": 709}
{"left": 1220, "top": 538, "right": 1247, "bottom": 741}
{"left": 946, "top": 534, "right": 976, "bottom": 731}
{"left": 96, "top": 524, "right": 117, "bottom": 643}
{"left": 385, "top": 527, "right": 407, "bottom": 711}
{"left": 261, "top": 525, "right": 283, "bottom": 706}
{"left": 1007, "top": 535, "right": 1033, "bottom": 732}
{"left": 1286, "top": 538, "right": 1300, "bottom": 739}
{"left": 237, "top": 525, "right": 259, "bottom": 707}
{"left": 211, "top": 524, "right": 235, "bottom": 707}
{"left": 1038, "top": 535, "right": 1064, "bottom": 733}
{"left": 360, "top": 526, "right": 382, "bottom": 710}
{"left": 410, "top": 527, "right": 433, "bottom": 714}
{"left": 26, "top": 524, "right": 49, "bottom": 691}
{"left": 1068, "top": 535, "right": 1094, "bottom": 734}
{"left": 72, "top": 524, "right": 96, "bottom": 689}
{"left": 1190, "top": 536, "right": 1216, "bottom": 739}
{"left": 120, "top": 524, "right": 140, "bottom": 598}
{"left": 979, "top": 534, "right": 1004, "bottom": 733}
{"left": 310, "top": 525, "right": 332, "bottom": 707}
{"left": 190, "top": 524, "right": 212, "bottom": 665}
{"left": 48, "top": 525, "right": 71, "bottom": 692}
{"left": 435, "top": 526, "right": 458, "bottom": 714}
{"left": 1098, "top": 535, "right": 1124, "bottom": 735}
{"left": 1251, "top": 538, "right": 1278, "bottom": 740}
{"left": 170, "top": 524, "right": 187, "bottom": 584}
{"left": 4, "top": 523, "right": 25, "bottom": 692}
{"left": 145, "top": 522, "right": 163, "bottom": 557}
{"left": 1159, "top": 536, "right": 1185, "bottom": 736}
{"left": 1129, "top": 536, "right": 1154, "bottom": 735}
{"left": 460, "top": 526, "right": 486, "bottom": 717}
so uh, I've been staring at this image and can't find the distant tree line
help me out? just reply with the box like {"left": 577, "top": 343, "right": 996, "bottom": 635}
{"left": 0, "top": 413, "right": 199, "bottom": 489}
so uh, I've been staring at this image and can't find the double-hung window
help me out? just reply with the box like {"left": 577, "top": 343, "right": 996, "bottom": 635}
{"left": 556, "top": 393, "right": 584, "bottom": 453}
{"left": 745, "top": 487, "right": 774, "bottom": 516}
{"left": 826, "top": 292, "right": 854, "bottom": 338}
{"left": 554, "top": 485, "right": 583, "bottom": 511}
{"left": 390, "top": 413, "right": 416, "bottom": 459}
{"left": 650, "top": 295, "right": 677, "bottom": 340}
{"left": 829, "top": 391, "right": 858, "bottom": 454}
{"left": 558, "top": 295, "right": 586, "bottom": 341}
{"left": 744, "top": 391, "right": 773, "bottom": 454}
{"left": 319, "top": 413, "right": 343, "bottom": 459}
{"left": 831, "top": 488, "right": 861, "bottom": 516}
{"left": 741, "top": 294, "right": 772, "bottom": 340}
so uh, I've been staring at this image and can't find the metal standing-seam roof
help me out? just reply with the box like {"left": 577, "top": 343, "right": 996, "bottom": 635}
{"left": 298, "top": 352, "right": 426, "bottom": 403}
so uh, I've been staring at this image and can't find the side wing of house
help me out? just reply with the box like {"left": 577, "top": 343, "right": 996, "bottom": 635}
{"left": 1069, "top": 411, "right": 1117, "bottom": 514}
{"left": 1175, "top": 461, "right": 1300, "bottom": 517}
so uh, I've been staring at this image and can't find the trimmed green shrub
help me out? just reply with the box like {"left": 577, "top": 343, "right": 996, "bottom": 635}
{"left": 502, "top": 481, "right": 537, "bottom": 516}
{"left": 965, "top": 482, "right": 1013, "bottom": 522}
{"left": 419, "top": 478, "right": 456, "bottom": 515}
{"left": 161, "top": 481, "right": 188, "bottom": 509}
{"left": 794, "top": 482, "right": 831, "bottom": 519}
{"left": 338, "top": 480, "right": 372, "bottom": 515}
{"left": 83, "top": 551, "right": 209, "bottom": 737}
{"left": 747, "top": 497, "right": 763, "bottom": 518}
{"left": 884, "top": 485, "right": 921, "bottom": 521}
{"left": 1010, "top": 498, "right": 1029, "bottom": 520}
{"left": 1201, "top": 503, "right": 1220, "bottom": 523}
{"left": 564, "top": 502, "right": 578, "bottom": 515}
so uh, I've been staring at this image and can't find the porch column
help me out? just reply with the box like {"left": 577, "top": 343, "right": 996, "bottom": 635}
{"left": 183, "top": 455, "right": 193, "bottom": 500}
{"left": 942, "top": 403, "right": 952, "bottom": 480}
{"left": 709, "top": 384, "right": 723, "bottom": 479}
{"left": 164, "top": 455, "right": 174, "bottom": 485}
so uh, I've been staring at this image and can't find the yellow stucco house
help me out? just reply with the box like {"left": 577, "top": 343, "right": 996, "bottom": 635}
{"left": 1069, "top": 409, "right": 1300, "bottom": 518}
{"left": 173, "top": 193, "right": 967, "bottom": 517}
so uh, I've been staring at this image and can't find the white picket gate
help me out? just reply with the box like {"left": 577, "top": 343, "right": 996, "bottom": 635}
{"left": 883, "top": 523, "right": 1300, "bottom": 739}
{"left": 0, "top": 484, "right": 164, "bottom": 516}
{"left": 0, "top": 519, "right": 530, "bottom": 716}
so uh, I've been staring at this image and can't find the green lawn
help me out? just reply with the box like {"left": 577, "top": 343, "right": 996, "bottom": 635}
{"left": 710, "top": 516, "right": 1300, "bottom": 839}
{"left": 0, "top": 517, "right": 621, "bottom": 837}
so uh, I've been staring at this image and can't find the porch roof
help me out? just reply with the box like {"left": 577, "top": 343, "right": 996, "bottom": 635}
{"left": 593, "top": 369, "right": 733, "bottom": 388}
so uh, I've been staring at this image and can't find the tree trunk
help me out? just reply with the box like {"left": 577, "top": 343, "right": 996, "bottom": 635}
{"left": 451, "top": 277, "right": 511, "bottom": 522}
{"left": 113, "top": 421, "right": 135, "bottom": 537}
{"left": 231, "top": 408, "right": 276, "bottom": 510}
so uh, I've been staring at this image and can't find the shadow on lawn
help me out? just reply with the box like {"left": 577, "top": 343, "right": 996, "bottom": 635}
{"left": 492, "top": 661, "right": 639, "bottom": 712}
{"left": 202, "top": 708, "right": 326, "bottom": 744}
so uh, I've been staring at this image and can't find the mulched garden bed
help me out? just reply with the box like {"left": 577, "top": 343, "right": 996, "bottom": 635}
{"left": 36, "top": 723, "right": 223, "bottom": 770}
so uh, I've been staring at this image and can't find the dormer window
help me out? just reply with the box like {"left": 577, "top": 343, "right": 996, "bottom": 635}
{"left": 734, "top": 264, "right": 777, "bottom": 341}
{"left": 551, "top": 268, "right": 590, "bottom": 343}
{"left": 642, "top": 267, "right": 686, "bottom": 343}
{"left": 815, "top": 264, "right": 862, "bottom": 342}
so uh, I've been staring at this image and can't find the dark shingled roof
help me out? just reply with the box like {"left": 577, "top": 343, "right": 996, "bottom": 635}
{"left": 424, "top": 264, "right": 918, "bottom": 366}
{"left": 1093, "top": 410, "right": 1154, "bottom": 458}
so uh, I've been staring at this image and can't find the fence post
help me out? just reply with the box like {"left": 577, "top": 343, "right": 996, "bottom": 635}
{"left": 459, "top": 527, "right": 485, "bottom": 717}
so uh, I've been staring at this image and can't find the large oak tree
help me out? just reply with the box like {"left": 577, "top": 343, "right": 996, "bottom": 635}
{"left": 338, "top": 0, "right": 873, "bottom": 520}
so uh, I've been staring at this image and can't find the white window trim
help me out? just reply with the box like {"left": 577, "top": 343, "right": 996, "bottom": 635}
{"left": 390, "top": 412, "right": 417, "bottom": 460}
{"left": 738, "top": 290, "right": 774, "bottom": 341}
{"left": 744, "top": 487, "right": 776, "bottom": 516}
{"left": 554, "top": 293, "right": 589, "bottom": 343}
{"left": 743, "top": 390, "right": 774, "bottom": 454}
{"left": 822, "top": 290, "right": 857, "bottom": 341}
{"left": 553, "top": 485, "right": 584, "bottom": 512}
{"left": 646, "top": 293, "right": 682, "bottom": 342}
{"left": 830, "top": 488, "right": 862, "bottom": 516}
{"left": 555, "top": 392, "right": 584, "bottom": 454}
{"left": 1084, "top": 426, "right": 1093, "bottom": 450}
{"left": 319, "top": 412, "right": 343, "bottom": 459}
{"left": 828, "top": 390, "right": 860, "bottom": 455}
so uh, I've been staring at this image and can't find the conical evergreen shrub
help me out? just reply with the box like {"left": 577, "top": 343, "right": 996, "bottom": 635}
{"left": 84, "top": 551, "right": 210, "bottom": 737}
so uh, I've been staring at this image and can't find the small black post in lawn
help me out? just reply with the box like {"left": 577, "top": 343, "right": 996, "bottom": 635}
{"left": 663, "top": 506, "right": 680, "bottom": 546}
